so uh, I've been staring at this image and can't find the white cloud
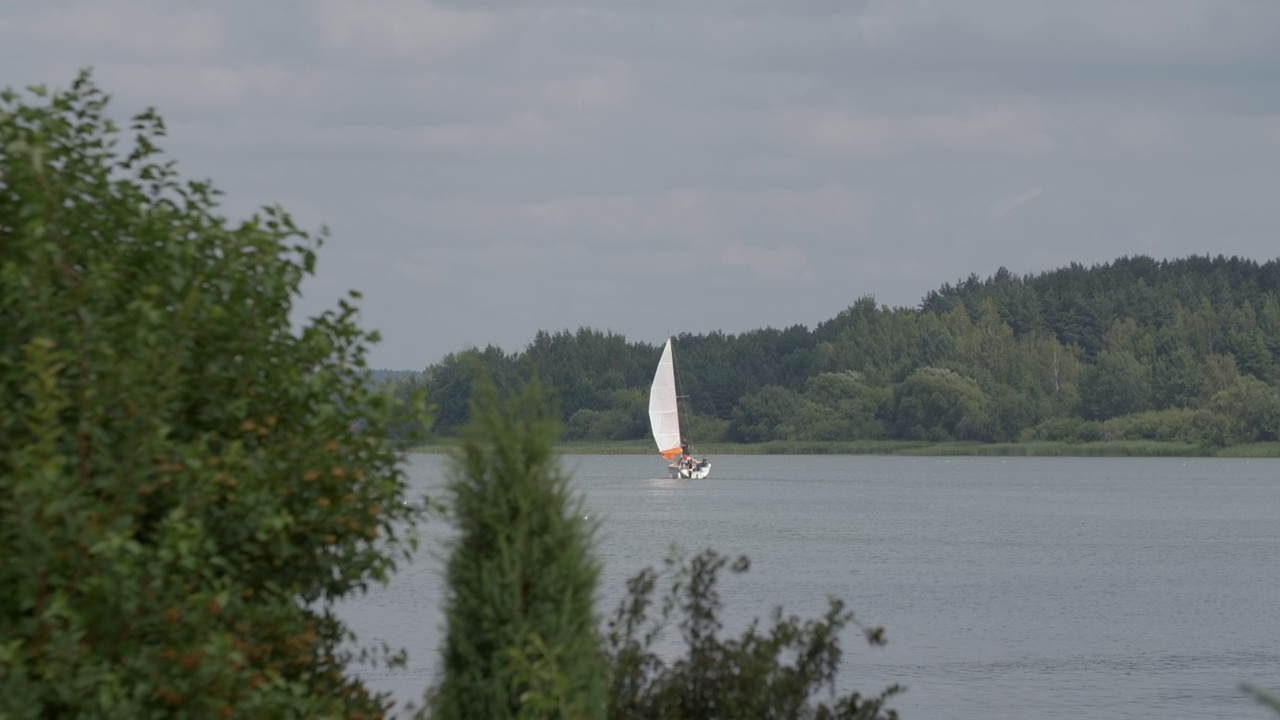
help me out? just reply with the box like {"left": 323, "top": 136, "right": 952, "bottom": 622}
{"left": 988, "top": 186, "right": 1044, "bottom": 221}
{"left": 7, "top": 1, "right": 224, "bottom": 59}
{"left": 855, "top": 257, "right": 945, "bottom": 287}
{"left": 720, "top": 240, "right": 814, "bottom": 282}
{"left": 385, "top": 185, "right": 877, "bottom": 247}
{"left": 909, "top": 202, "right": 934, "bottom": 230}
{"left": 95, "top": 64, "right": 317, "bottom": 116}
{"left": 372, "top": 185, "right": 876, "bottom": 284}
{"left": 169, "top": 111, "right": 574, "bottom": 154}
{"left": 853, "top": 3, "right": 904, "bottom": 43}
{"left": 539, "top": 61, "right": 636, "bottom": 109}
{"left": 1090, "top": 0, "right": 1211, "bottom": 46}
{"left": 311, "top": 0, "right": 500, "bottom": 62}
{"left": 844, "top": 0, "right": 1277, "bottom": 64}
{"left": 1072, "top": 112, "right": 1181, "bottom": 154}
{"left": 784, "top": 103, "right": 1059, "bottom": 159}
{"left": 1260, "top": 118, "right": 1280, "bottom": 146}
{"left": 353, "top": 239, "right": 586, "bottom": 286}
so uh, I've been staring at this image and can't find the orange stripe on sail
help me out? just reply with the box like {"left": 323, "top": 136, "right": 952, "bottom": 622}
{"left": 660, "top": 447, "right": 681, "bottom": 459}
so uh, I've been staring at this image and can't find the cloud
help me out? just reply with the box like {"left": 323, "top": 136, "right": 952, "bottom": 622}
{"left": 783, "top": 104, "right": 1059, "bottom": 159}
{"left": 389, "top": 240, "right": 584, "bottom": 279}
{"left": 370, "top": 185, "right": 876, "bottom": 285}
{"left": 310, "top": 0, "right": 499, "bottom": 62}
{"left": 1072, "top": 112, "right": 1181, "bottom": 154}
{"left": 538, "top": 61, "right": 637, "bottom": 109}
{"left": 861, "top": 0, "right": 1280, "bottom": 65}
{"left": 384, "top": 184, "right": 877, "bottom": 246}
{"left": 988, "top": 186, "right": 1045, "bottom": 221}
{"left": 1260, "top": 117, "right": 1280, "bottom": 145}
{"left": 1090, "top": 0, "right": 1217, "bottom": 47}
{"left": 3, "top": 1, "right": 225, "bottom": 59}
{"left": 92, "top": 64, "right": 319, "bottom": 116}
{"left": 5, "top": 0, "right": 1280, "bottom": 369}
{"left": 167, "top": 110, "right": 585, "bottom": 156}
{"left": 720, "top": 241, "right": 814, "bottom": 282}
{"left": 909, "top": 202, "right": 934, "bottom": 230}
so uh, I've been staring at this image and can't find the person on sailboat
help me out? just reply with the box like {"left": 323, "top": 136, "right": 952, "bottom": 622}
{"left": 681, "top": 438, "right": 691, "bottom": 458}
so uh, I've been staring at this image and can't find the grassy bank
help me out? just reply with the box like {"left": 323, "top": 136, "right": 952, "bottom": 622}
{"left": 409, "top": 439, "right": 1280, "bottom": 458}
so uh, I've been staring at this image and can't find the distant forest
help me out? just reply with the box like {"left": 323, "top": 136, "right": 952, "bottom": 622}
{"left": 384, "top": 255, "right": 1280, "bottom": 446}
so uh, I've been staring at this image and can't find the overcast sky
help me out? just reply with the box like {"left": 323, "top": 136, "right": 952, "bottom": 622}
{"left": 4, "top": 1, "right": 1279, "bottom": 369}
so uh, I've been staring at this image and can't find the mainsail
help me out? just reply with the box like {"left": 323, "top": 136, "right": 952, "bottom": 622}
{"left": 648, "top": 337, "right": 682, "bottom": 459}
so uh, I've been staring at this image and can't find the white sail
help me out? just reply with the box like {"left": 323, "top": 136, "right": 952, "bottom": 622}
{"left": 648, "top": 338, "right": 682, "bottom": 458}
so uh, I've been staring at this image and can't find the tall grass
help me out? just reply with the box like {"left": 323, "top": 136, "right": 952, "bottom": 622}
{"left": 1214, "top": 442, "right": 1280, "bottom": 458}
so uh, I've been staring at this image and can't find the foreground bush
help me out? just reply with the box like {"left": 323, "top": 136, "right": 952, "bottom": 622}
{"left": 1, "top": 73, "right": 423, "bottom": 718}
{"left": 606, "top": 548, "right": 901, "bottom": 720}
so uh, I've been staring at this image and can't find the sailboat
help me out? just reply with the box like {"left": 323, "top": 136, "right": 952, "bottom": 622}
{"left": 648, "top": 337, "right": 711, "bottom": 479}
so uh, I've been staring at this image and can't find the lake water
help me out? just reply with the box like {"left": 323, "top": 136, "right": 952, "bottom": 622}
{"left": 338, "top": 454, "right": 1280, "bottom": 719}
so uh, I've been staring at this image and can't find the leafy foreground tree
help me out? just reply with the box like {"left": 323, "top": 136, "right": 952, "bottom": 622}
{"left": 427, "top": 373, "right": 607, "bottom": 720}
{"left": 1245, "top": 684, "right": 1280, "bottom": 715}
{"left": 1, "top": 73, "right": 425, "bottom": 718}
{"left": 606, "top": 548, "right": 901, "bottom": 720}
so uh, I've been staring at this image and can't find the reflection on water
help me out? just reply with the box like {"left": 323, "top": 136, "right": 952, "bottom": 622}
{"left": 643, "top": 476, "right": 683, "bottom": 493}
{"left": 337, "top": 453, "right": 1280, "bottom": 719}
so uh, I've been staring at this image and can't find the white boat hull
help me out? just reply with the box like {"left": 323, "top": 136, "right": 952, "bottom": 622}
{"left": 668, "top": 460, "right": 711, "bottom": 480}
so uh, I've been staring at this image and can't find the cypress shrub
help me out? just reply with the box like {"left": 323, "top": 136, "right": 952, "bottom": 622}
{"left": 428, "top": 373, "right": 605, "bottom": 720}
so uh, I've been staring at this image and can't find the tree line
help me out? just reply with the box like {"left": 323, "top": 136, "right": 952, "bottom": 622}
{"left": 394, "top": 255, "right": 1280, "bottom": 447}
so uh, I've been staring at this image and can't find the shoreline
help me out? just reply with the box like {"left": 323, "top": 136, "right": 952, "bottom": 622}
{"left": 408, "top": 439, "right": 1280, "bottom": 458}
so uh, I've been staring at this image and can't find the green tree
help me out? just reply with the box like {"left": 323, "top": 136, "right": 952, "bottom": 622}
{"left": 800, "top": 372, "right": 888, "bottom": 440}
{"left": 1, "top": 73, "right": 424, "bottom": 718}
{"left": 428, "top": 373, "right": 605, "bottom": 720}
{"left": 1150, "top": 346, "right": 1202, "bottom": 410}
{"left": 954, "top": 297, "right": 1016, "bottom": 386}
{"left": 424, "top": 345, "right": 524, "bottom": 435}
{"left": 1244, "top": 685, "right": 1280, "bottom": 715}
{"left": 564, "top": 388, "right": 646, "bottom": 441}
{"left": 1204, "top": 375, "right": 1280, "bottom": 443}
{"left": 986, "top": 385, "right": 1038, "bottom": 442}
{"left": 891, "top": 367, "right": 990, "bottom": 441}
{"left": 1197, "top": 353, "right": 1241, "bottom": 406}
{"left": 1223, "top": 330, "right": 1274, "bottom": 382}
{"left": 1078, "top": 350, "right": 1150, "bottom": 420}
{"left": 729, "top": 385, "right": 806, "bottom": 442}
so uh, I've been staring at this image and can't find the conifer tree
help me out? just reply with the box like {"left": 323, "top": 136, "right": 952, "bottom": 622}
{"left": 428, "top": 373, "right": 605, "bottom": 720}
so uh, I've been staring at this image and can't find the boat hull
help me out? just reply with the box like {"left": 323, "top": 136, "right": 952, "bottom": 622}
{"left": 668, "top": 461, "right": 711, "bottom": 480}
